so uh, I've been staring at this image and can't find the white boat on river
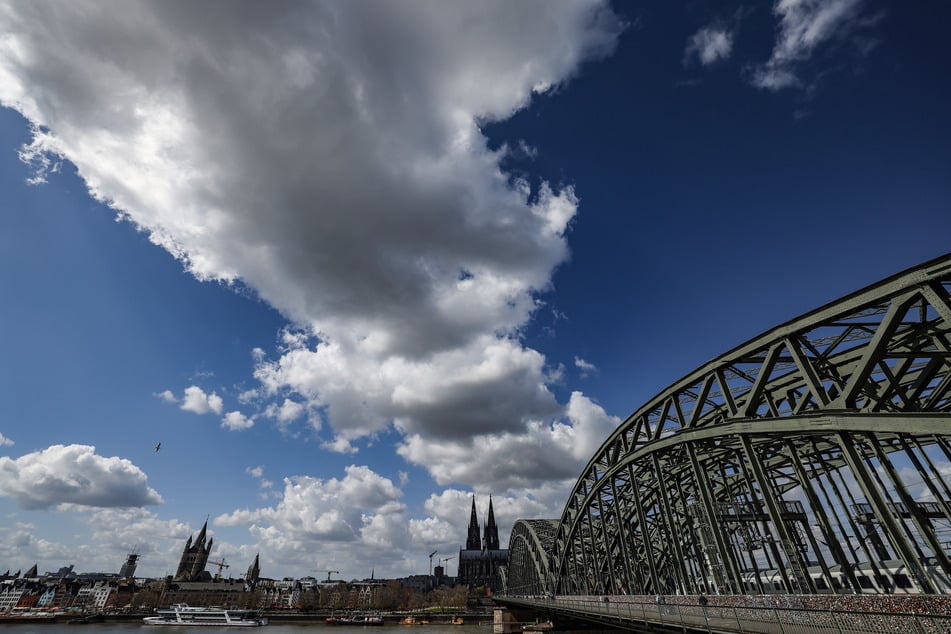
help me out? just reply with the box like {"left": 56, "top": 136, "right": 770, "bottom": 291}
{"left": 143, "top": 603, "right": 268, "bottom": 627}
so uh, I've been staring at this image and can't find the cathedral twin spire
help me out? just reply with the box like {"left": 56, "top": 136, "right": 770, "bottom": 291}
{"left": 466, "top": 495, "right": 500, "bottom": 551}
{"left": 466, "top": 498, "right": 481, "bottom": 550}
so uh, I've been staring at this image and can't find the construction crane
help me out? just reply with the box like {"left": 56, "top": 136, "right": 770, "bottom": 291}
{"left": 207, "top": 558, "right": 229, "bottom": 579}
{"left": 438, "top": 556, "right": 455, "bottom": 576}
{"left": 428, "top": 550, "right": 438, "bottom": 576}
{"left": 319, "top": 569, "right": 340, "bottom": 582}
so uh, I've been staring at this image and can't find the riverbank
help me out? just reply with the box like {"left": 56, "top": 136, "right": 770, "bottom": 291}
{"left": 27, "top": 609, "right": 495, "bottom": 625}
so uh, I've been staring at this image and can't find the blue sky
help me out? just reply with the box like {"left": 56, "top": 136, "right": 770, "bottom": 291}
{"left": 0, "top": 0, "right": 949, "bottom": 580}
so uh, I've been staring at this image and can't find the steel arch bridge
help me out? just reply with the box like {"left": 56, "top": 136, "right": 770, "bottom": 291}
{"left": 505, "top": 253, "right": 951, "bottom": 598}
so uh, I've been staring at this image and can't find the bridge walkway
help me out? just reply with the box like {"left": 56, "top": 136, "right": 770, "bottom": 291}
{"left": 495, "top": 595, "right": 951, "bottom": 634}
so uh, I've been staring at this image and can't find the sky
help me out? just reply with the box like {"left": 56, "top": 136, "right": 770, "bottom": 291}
{"left": 0, "top": 0, "right": 949, "bottom": 581}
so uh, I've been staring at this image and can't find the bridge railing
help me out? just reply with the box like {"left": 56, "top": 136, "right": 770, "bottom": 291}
{"left": 501, "top": 595, "right": 951, "bottom": 634}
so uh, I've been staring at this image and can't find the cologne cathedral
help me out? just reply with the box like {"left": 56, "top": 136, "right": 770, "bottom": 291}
{"left": 457, "top": 496, "right": 508, "bottom": 592}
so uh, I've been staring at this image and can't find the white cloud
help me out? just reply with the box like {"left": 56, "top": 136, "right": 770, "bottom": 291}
{"left": 81, "top": 508, "right": 191, "bottom": 559}
{"left": 0, "top": 1, "right": 621, "bottom": 362}
{"left": 321, "top": 436, "right": 359, "bottom": 455}
{"left": 516, "top": 139, "right": 539, "bottom": 160}
{"left": 237, "top": 388, "right": 259, "bottom": 405}
{"left": 397, "top": 391, "right": 618, "bottom": 491}
{"left": 0, "top": 523, "right": 70, "bottom": 569}
{"left": 155, "top": 389, "right": 177, "bottom": 404}
{"left": 255, "top": 334, "right": 559, "bottom": 442}
{"left": 0, "top": 432, "right": 14, "bottom": 447}
{"left": 909, "top": 460, "right": 951, "bottom": 502}
{"left": 181, "top": 386, "right": 224, "bottom": 416}
{"left": 752, "top": 0, "right": 868, "bottom": 90}
{"left": 264, "top": 398, "right": 305, "bottom": 432}
{"left": 0, "top": 1, "right": 625, "bottom": 492}
{"left": 246, "top": 465, "right": 264, "bottom": 479}
{"left": 574, "top": 356, "right": 597, "bottom": 378}
{"left": 0, "top": 444, "right": 163, "bottom": 509}
{"left": 212, "top": 465, "right": 569, "bottom": 579}
{"left": 214, "top": 465, "right": 416, "bottom": 577}
{"left": 221, "top": 410, "right": 254, "bottom": 431}
{"left": 684, "top": 25, "right": 734, "bottom": 66}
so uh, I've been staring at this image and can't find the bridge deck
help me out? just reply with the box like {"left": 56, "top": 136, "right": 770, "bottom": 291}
{"left": 496, "top": 595, "right": 951, "bottom": 634}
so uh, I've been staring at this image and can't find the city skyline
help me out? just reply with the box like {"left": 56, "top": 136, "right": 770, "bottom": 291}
{"left": 1, "top": 1, "right": 949, "bottom": 579}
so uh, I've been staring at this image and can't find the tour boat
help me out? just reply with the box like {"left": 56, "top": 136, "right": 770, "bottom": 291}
{"left": 324, "top": 614, "right": 384, "bottom": 625}
{"left": 327, "top": 613, "right": 384, "bottom": 626}
{"left": 359, "top": 615, "right": 385, "bottom": 626}
{"left": 143, "top": 604, "right": 268, "bottom": 627}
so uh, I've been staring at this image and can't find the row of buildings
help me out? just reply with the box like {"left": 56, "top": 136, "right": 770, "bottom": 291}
{"left": 1, "top": 498, "right": 508, "bottom": 613}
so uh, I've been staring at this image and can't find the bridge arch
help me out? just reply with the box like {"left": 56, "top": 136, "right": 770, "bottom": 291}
{"left": 504, "top": 519, "right": 560, "bottom": 596}
{"left": 509, "top": 253, "right": 951, "bottom": 596}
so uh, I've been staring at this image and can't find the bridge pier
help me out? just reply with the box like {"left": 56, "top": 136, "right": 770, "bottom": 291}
{"left": 493, "top": 607, "right": 545, "bottom": 633}
{"left": 492, "top": 607, "right": 518, "bottom": 633}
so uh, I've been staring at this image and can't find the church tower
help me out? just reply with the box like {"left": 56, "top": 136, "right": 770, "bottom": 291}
{"left": 245, "top": 554, "right": 260, "bottom": 590}
{"left": 466, "top": 497, "right": 482, "bottom": 550}
{"left": 174, "top": 520, "right": 214, "bottom": 581}
{"left": 483, "top": 495, "right": 500, "bottom": 551}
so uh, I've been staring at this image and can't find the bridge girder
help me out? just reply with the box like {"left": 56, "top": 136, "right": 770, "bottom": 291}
{"left": 505, "top": 254, "right": 951, "bottom": 597}
{"left": 505, "top": 519, "right": 559, "bottom": 595}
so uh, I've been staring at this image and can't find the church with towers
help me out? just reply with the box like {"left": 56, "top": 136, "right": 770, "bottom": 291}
{"left": 174, "top": 520, "right": 215, "bottom": 582}
{"left": 457, "top": 496, "right": 508, "bottom": 592}
{"left": 172, "top": 519, "right": 261, "bottom": 590}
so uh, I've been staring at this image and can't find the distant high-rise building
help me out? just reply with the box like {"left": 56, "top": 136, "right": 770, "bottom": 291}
{"left": 174, "top": 520, "right": 214, "bottom": 582}
{"left": 119, "top": 551, "right": 139, "bottom": 579}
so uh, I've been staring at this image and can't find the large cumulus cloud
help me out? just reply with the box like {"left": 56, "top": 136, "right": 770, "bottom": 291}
{"left": 0, "top": 444, "right": 163, "bottom": 509}
{"left": 0, "top": 1, "right": 624, "bottom": 474}
{"left": 215, "top": 465, "right": 415, "bottom": 576}
{"left": 398, "top": 391, "right": 619, "bottom": 489}
{"left": 213, "top": 465, "right": 570, "bottom": 578}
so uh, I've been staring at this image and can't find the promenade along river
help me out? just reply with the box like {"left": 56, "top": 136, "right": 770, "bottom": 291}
{"left": 0, "top": 623, "right": 496, "bottom": 633}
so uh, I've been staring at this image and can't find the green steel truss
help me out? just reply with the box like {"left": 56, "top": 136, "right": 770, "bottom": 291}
{"left": 505, "top": 253, "right": 951, "bottom": 596}
{"left": 504, "top": 519, "right": 560, "bottom": 596}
